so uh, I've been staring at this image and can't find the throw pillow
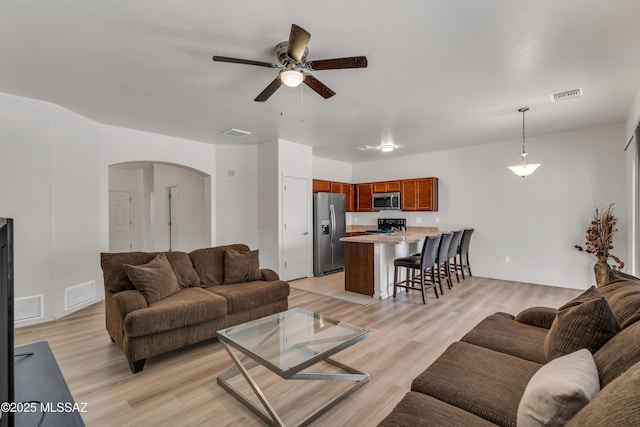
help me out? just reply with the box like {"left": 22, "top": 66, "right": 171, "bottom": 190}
{"left": 123, "top": 253, "right": 181, "bottom": 304}
{"left": 517, "top": 348, "right": 600, "bottom": 427}
{"left": 223, "top": 248, "right": 262, "bottom": 285}
{"left": 544, "top": 286, "right": 621, "bottom": 361}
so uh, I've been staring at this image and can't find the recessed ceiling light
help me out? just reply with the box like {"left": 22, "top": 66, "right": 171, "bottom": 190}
{"left": 550, "top": 88, "right": 583, "bottom": 103}
{"left": 380, "top": 142, "right": 395, "bottom": 152}
{"left": 221, "top": 128, "right": 252, "bottom": 138}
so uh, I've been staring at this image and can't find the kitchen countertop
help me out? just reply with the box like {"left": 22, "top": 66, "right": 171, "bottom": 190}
{"left": 341, "top": 227, "right": 440, "bottom": 244}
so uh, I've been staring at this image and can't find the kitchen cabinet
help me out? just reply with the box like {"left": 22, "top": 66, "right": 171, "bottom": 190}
{"left": 312, "top": 179, "right": 331, "bottom": 193}
{"left": 372, "top": 181, "right": 401, "bottom": 193}
{"left": 319, "top": 177, "right": 437, "bottom": 212}
{"left": 401, "top": 177, "right": 438, "bottom": 211}
{"left": 344, "top": 242, "right": 374, "bottom": 296}
{"left": 356, "top": 184, "right": 373, "bottom": 211}
{"left": 312, "top": 179, "right": 355, "bottom": 212}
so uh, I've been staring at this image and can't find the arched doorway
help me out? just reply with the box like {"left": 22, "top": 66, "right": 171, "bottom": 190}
{"left": 108, "top": 162, "right": 211, "bottom": 252}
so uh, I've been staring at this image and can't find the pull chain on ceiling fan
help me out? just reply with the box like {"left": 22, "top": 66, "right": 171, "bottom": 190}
{"left": 213, "top": 24, "right": 368, "bottom": 102}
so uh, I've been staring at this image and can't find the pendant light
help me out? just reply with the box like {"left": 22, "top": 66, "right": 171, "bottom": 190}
{"left": 508, "top": 107, "right": 541, "bottom": 178}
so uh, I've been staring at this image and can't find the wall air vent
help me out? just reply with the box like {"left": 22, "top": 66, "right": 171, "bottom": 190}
{"left": 65, "top": 280, "right": 96, "bottom": 310}
{"left": 221, "top": 128, "right": 252, "bottom": 138}
{"left": 15, "top": 295, "right": 44, "bottom": 322}
{"left": 550, "top": 88, "right": 583, "bottom": 103}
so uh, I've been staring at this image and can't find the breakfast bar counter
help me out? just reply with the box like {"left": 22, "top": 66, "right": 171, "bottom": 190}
{"left": 340, "top": 227, "right": 439, "bottom": 299}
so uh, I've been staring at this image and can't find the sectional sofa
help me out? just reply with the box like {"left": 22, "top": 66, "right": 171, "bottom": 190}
{"left": 378, "top": 271, "right": 640, "bottom": 426}
{"left": 101, "top": 244, "right": 289, "bottom": 373}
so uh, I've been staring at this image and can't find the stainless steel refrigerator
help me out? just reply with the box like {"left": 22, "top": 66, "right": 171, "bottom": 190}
{"left": 313, "top": 192, "right": 346, "bottom": 276}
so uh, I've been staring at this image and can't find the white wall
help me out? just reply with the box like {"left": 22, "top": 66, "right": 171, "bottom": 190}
{"left": 0, "top": 93, "right": 103, "bottom": 323}
{"left": 152, "top": 163, "right": 208, "bottom": 252}
{"left": 312, "top": 156, "right": 352, "bottom": 183}
{"left": 0, "top": 91, "right": 222, "bottom": 324}
{"left": 257, "top": 140, "right": 279, "bottom": 271}
{"left": 345, "top": 123, "right": 627, "bottom": 290}
{"left": 215, "top": 145, "right": 258, "bottom": 248}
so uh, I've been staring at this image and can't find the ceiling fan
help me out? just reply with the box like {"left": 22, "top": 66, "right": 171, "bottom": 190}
{"left": 212, "top": 24, "right": 368, "bottom": 102}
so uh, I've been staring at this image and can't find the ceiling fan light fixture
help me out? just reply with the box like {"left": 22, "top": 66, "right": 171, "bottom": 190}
{"left": 280, "top": 68, "right": 304, "bottom": 87}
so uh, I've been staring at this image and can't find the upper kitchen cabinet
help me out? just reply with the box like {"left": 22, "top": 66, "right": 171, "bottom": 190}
{"left": 312, "top": 179, "right": 331, "bottom": 193}
{"left": 401, "top": 178, "right": 438, "bottom": 211}
{"left": 356, "top": 183, "right": 373, "bottom": 212}
{"left": 312, "top": 179, "right": 355, "bottom": 212}
{"left": 372, "top": 181, "right": 401, "bottom": 193}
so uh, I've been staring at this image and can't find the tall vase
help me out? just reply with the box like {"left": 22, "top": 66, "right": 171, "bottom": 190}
{"left": 594, "top": 256, "right": 611, "bottom": 287}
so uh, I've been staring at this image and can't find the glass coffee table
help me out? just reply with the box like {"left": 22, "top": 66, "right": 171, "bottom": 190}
{"left": 217, "top": 308, "right": 370, "bottom": 426}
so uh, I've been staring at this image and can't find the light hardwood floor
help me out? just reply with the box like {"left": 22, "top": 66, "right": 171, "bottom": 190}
{"left": 14, "top": 276, "right": 581, "bottom": 426}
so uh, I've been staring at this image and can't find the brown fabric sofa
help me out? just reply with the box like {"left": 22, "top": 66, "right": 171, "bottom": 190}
{"left": 101, "top": 244, "right": 289, "bottom": 373}
{"left": 379, "top": 272, "right": 640, "bottom": 426}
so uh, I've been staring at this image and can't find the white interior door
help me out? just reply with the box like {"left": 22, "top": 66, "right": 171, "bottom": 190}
{"left": 282, "top": 176, "right": 309, "bottom": 281}
{"left": 109, "top": 191, "right": 133, "bottom": 251}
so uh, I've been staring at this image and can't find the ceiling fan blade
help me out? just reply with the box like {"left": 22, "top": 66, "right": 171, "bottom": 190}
{"left": 306, "top": 56, "right": 368, "bottom": 70}
{"left": 303, "top": 74, "right": 336, "bottom": 99}
{"left": 254, "top": 76, "right": 283, "bottom": 102}
{"left": 287, "top": 24, "right": 311, "bottom": 63}
{"left": 212, "top": 56, "right": 278, "bottom": 68}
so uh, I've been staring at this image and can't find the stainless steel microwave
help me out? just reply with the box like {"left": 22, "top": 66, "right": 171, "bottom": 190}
{"left": 373, "top": 192, "right": 401, "bottom": 210}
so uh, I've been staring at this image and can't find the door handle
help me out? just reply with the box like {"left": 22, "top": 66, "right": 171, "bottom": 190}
{"left": 302, "top": 232, "right": 309, "bottom": 235}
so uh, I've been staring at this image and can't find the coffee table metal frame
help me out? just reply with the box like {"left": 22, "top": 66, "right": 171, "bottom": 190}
{"left": 217, "top": 308, "right": 370, "bottom": 426}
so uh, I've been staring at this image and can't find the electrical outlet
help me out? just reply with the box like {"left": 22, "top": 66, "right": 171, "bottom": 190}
{"left": 416, "top": 217, "right": 422, "bottom": 224}
{"left": 435, "top": 217, "right": 440, "bottom": 224}
{"left": 354, "top": 217, "right": 358, "bottom": 223}
{"left": 504, "top": 256, "right": 511, "bottom": 264}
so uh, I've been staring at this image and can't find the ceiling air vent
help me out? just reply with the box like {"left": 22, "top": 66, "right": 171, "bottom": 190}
{"left": 550, "top": 88, "right": 583, "bottom": 103}
{"left": 221, "top": 128, "right": 252, "bottom": 138}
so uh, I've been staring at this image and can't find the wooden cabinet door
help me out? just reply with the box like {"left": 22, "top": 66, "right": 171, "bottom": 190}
{"left": 344, "top": 184, "right": 355, "bottom": 212}
{"left": 330, "top": 181, "right": 344, "bottom": 193}
{"left": 372, "top": 182, "right": 387, "bottom": 193}
{"left": 416, "top": 178, "right": 438, "bottom": 211}
{"left": 312, "top": 179, "right": 331, "bottom": 193}
{"left": 401, "top": 180, "right": 417, "bottom": 211}
{"left": 386, "top": 181, "right": 401, "bottom": 192}
{"left": 356, "top": 184, "right": 373, "bottom": 211}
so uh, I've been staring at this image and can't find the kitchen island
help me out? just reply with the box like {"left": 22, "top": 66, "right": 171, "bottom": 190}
{"left": 340, "top": 227, "right": 440, "bottom": 299}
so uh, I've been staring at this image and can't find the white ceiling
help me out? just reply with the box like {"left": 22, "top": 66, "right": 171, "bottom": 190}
{"left": 2, "top": 1, "right": 640, "bottom": 162}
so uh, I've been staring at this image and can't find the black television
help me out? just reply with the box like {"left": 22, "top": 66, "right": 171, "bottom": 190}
{"left": 0, "top": 218, "right": 14, "bottom": 427}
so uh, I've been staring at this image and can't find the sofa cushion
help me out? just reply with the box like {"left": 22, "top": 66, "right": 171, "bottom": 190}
{"left": 189, "top": 244, "right": 250, "bottom": 287}
{"left": 593, "top": 320, "right": 640, "bottom": 388}
{"left": 517, "top": 349, "right": 600, "bottom": 427}
{"left": 377, "top": 392, "right": 498, "bottom": 427}
{"left": 565, "top": 360, "right": 640, "bottom": 427}
{"left": 123, "top": 287, "right": 227, "bottom": 337}
{"left": 411, "top": 341, "right": 541, "bottom": 427}
{"left": 598, "top": 278, "right": 640, "bottom": 328}
{"left": 544, "top": 286, "right": 620, "bottom": 361}
{"left": 223, "top": 248, "right": 262, "bottom": 285}
{"left": 207, "top": 280, "right": 290, "bottom": 314}
{"left": 461, "top": 312, "right": 548, "bottom": 364}
{"left": 162, "top": 251, "right": 201, "bottom": 288}
{"left": 102, "top": 251, "right": 200, "bottom": 292}
{"left": 123, "top": 254, "right": 181, "bottom": 304}
{"left": 514, "top": 306, "right": 557, "bottom": 330}
{"left": 102, "top": 252, "right": 159, "bottom": 293}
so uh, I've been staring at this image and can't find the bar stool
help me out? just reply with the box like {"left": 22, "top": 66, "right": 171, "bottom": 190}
{"left": 447, "top": 230, "right": 464, "bottom": 283}
{"left": 435, "top": 232, "right": 453, "bottom": 294}
{"left": 456, "top": 228, "right": 474, "bottom": 279}
{"left": 393, "top": 234, "right": 442, "bottom": 304}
